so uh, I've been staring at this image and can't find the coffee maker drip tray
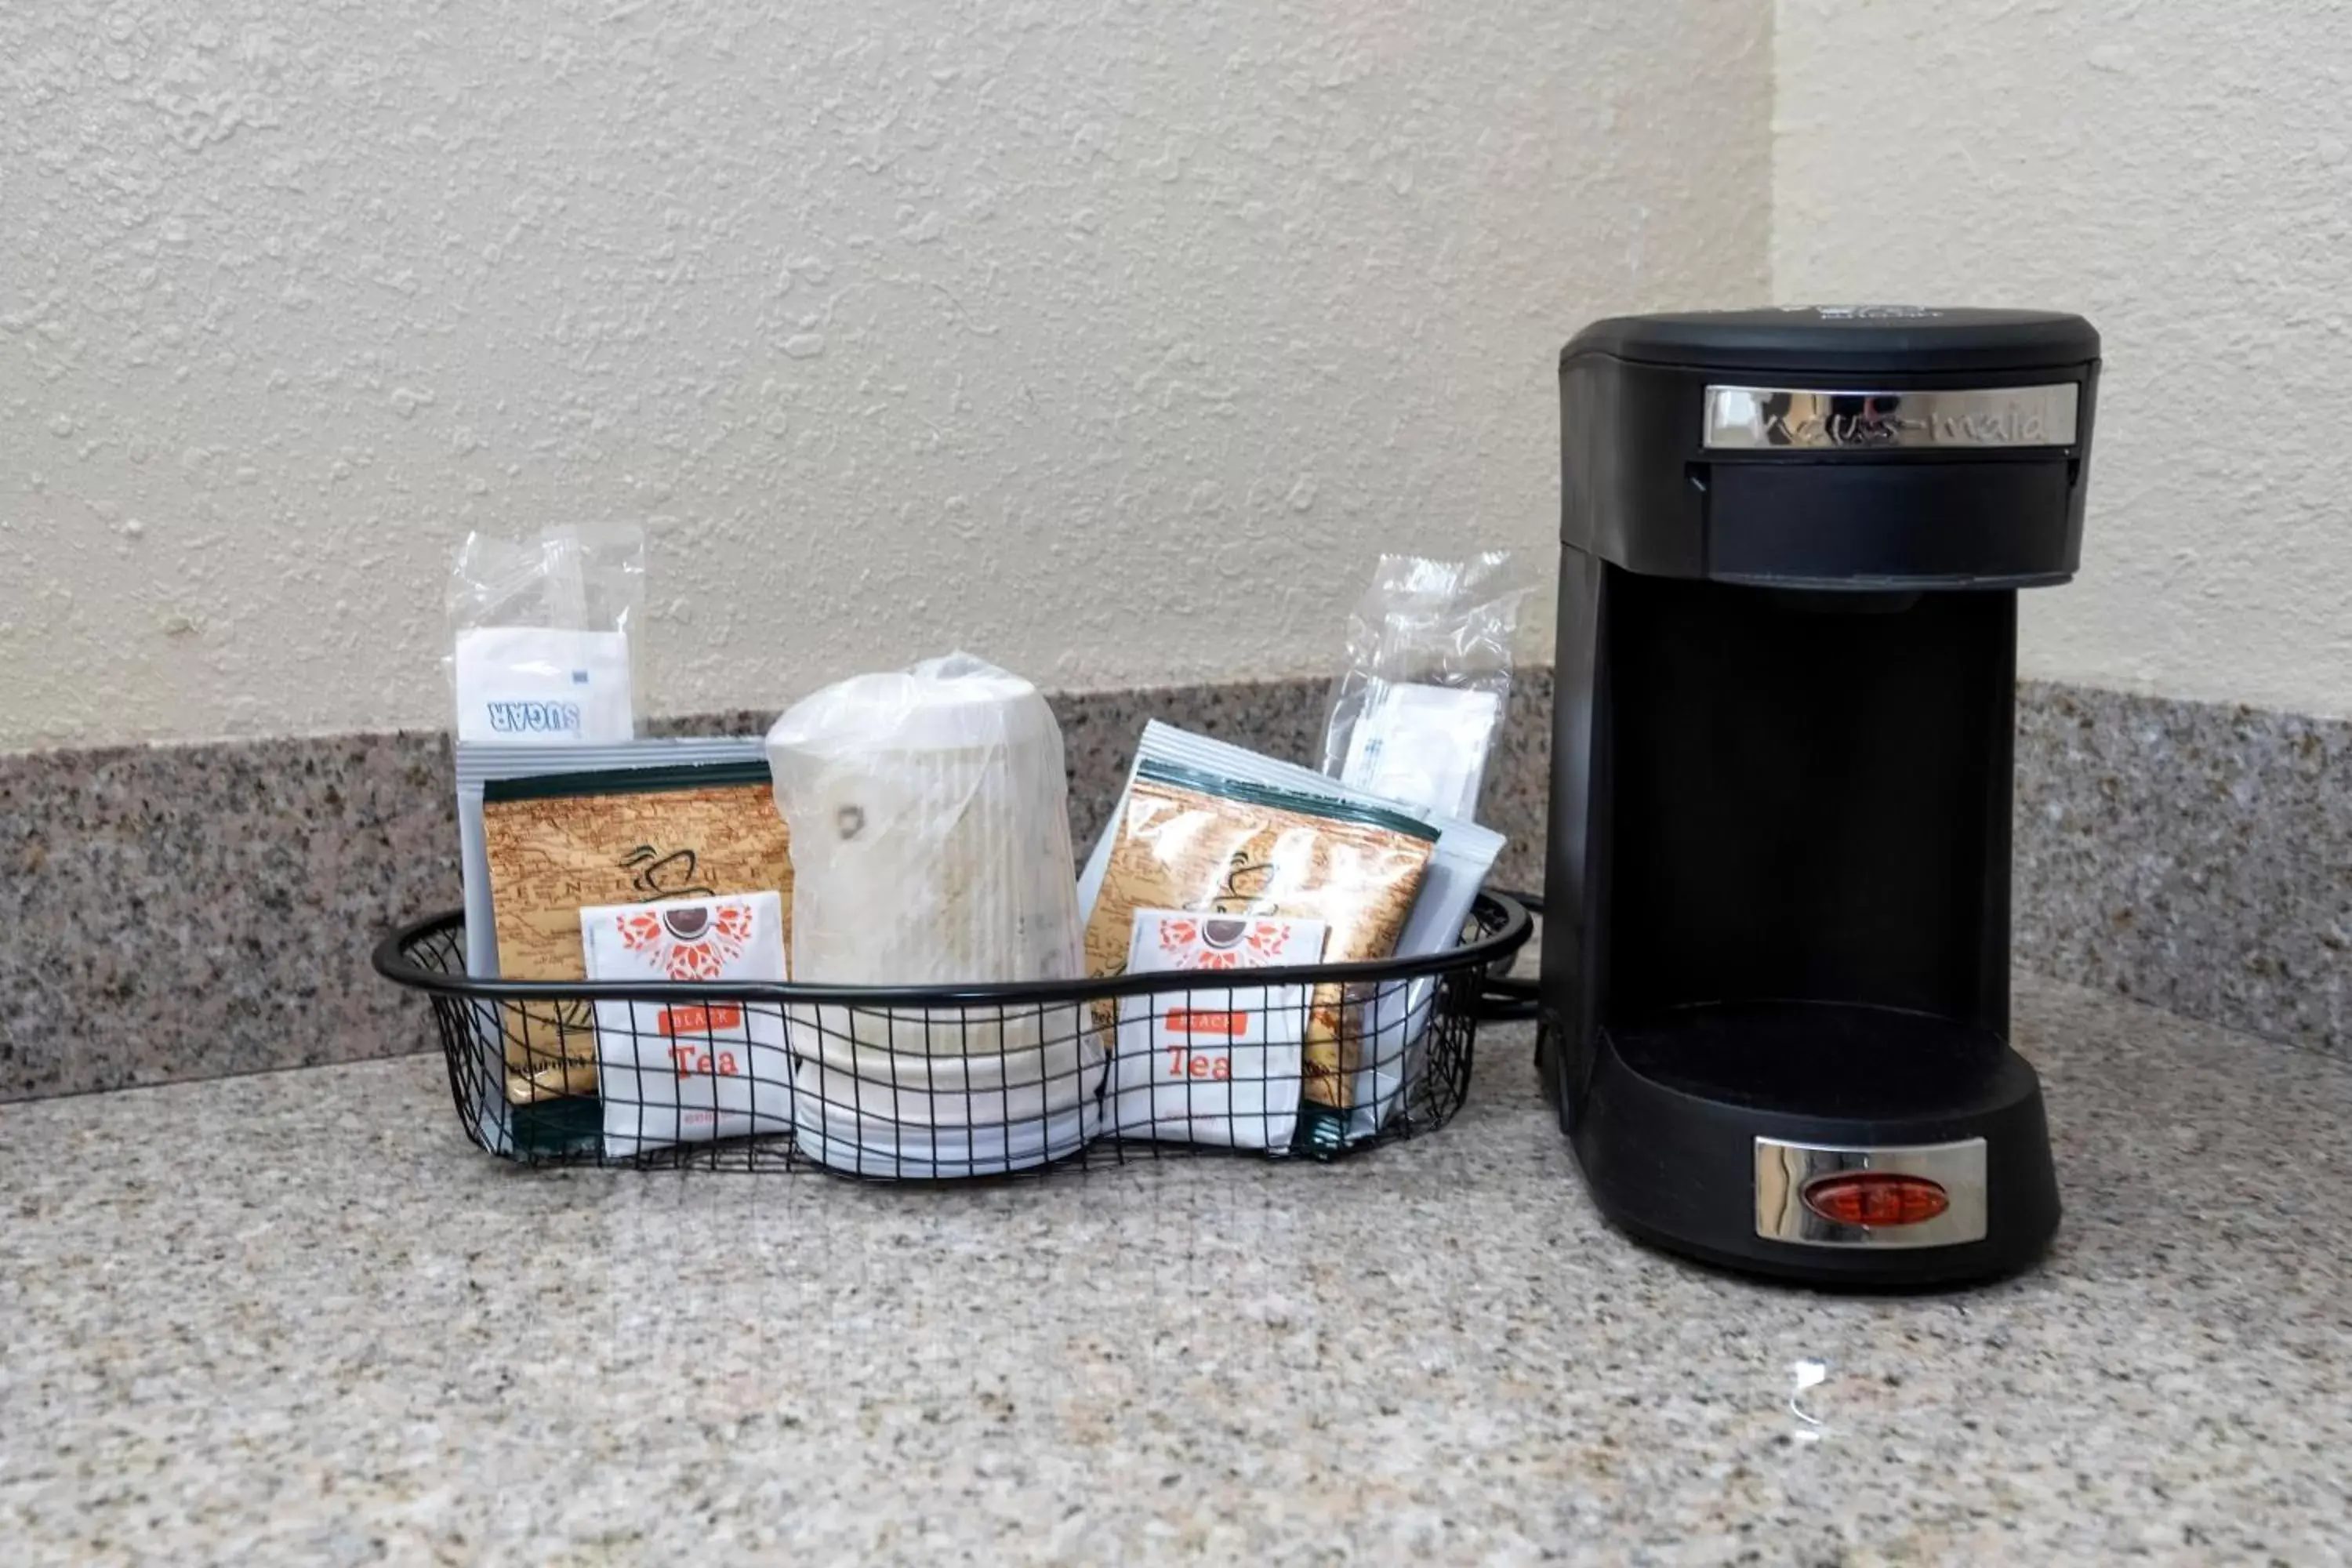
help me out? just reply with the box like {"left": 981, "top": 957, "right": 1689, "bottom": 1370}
{"left": 1573, "top": 1000, "right": 2060, "bottom": 1282}
{"left": 1603, "top": 1001, "right": 2037, "bottom": 1126}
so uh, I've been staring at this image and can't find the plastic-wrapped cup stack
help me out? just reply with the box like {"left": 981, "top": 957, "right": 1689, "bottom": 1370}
{"left": 764, "top": 653, "right": 1095, "bottom": 1174}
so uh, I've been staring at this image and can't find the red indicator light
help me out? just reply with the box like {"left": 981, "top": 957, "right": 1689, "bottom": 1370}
{"left": 1802, "top": 1171, "right": 1950, "bottom": 1228}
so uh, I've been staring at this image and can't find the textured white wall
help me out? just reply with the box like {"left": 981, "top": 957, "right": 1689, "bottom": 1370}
{"left": 1775, "top": 0, "right": 2352, "bottom": 719}
{"left": 1, "top": 0, "right": 1770, "bottom": 750}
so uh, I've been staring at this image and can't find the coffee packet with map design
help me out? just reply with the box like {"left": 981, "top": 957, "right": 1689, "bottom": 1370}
{"left": 1080, "top": 757, "right": 1436, "bottom": 1149}
{"left": 481, "top": 760, "right": 793, "bottom": 1106}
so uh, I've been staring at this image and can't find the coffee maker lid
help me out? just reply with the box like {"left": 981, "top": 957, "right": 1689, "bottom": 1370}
{"left": 1564, "top": 307, "right": 2100, "bottom": 376}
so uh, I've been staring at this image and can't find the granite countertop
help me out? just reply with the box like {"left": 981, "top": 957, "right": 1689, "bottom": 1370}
{"left": 5, "top": 976, "right": 2349, "bottom": 1564}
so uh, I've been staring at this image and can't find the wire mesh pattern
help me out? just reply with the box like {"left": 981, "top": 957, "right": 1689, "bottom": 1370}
{"left": 372, "top": 893, "right": 1531, "bottom": 1176}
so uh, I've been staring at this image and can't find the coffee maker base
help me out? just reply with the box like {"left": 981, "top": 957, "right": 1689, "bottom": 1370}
{"left": 1560, "top": 1002, "right": 2062, "bottom": 1287}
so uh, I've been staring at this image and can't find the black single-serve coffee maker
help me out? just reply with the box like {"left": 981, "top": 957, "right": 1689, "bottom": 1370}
{"left": 1540, "top": 307, "right": 2100, "bottom": 1286}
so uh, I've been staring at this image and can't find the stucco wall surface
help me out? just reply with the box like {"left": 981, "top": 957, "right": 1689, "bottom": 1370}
{"left": 2, "top": 0, "right": 1770, "bottom": 748}
{"left": 1775, "top": 0, "right": 2352, "bottom": 718}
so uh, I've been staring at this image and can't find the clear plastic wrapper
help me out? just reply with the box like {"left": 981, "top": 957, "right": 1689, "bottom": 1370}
{"left": 763, "top": 653, "right": 1091, "bottom": 1174}
{"left": 1319, "top": 550, "right": 1530, "bottom": 822}
{"left": 448, "top": 523, "right": 647, "bottom": 744}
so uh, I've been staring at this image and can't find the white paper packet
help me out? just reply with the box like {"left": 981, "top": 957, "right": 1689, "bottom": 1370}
{"left": 580, "top": 891, "right": 793, "bottom": 1157}
{"left": 1080, "top": 722, "right": 1504, "bottom": 1143}
{"left": 453, "top": 626, "right": 635, "bottom": 746}
{"left": 1109, "top": 910, "right": 1327, "bottom": 1149}
{"left": 1339, "top": 681, "right": 1504, "bottom": 824}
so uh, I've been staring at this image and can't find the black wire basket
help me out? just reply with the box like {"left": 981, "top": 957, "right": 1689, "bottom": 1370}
{"left": 372, "top": 892, "right": 1531, "bottom": 1176}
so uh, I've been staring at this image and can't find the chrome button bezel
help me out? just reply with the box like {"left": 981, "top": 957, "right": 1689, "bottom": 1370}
{"left": 1754, "top": 1137, "right": 1990, "bottom": 1248}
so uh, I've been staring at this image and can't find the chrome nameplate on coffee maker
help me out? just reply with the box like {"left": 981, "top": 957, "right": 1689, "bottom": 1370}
{"left": 1702, "top": 384, "right": 2080, "bottom": 450}
{"left": 1754, "top": 1137, "right": 1990, "bottom": 1248}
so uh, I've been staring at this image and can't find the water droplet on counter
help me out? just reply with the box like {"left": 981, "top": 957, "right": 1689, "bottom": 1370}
{"left": 1788, "top": 1358, "right": 1829, "bottom": 1438}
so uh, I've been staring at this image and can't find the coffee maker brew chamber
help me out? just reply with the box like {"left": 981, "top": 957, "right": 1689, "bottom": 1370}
{"left": 1541, "top": 307, "right": 2100, "bottom": 1286}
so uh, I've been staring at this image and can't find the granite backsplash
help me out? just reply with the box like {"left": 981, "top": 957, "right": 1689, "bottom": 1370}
{"left": 2012, "top": 683, "right": 2348, "bottom": 1047}
{"left": 1, "top": 673, "right": 2342, "bottom": 1100}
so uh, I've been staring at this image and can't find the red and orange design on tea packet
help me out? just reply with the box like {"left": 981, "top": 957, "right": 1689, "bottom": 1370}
{"left": 614, "top": 900, "right": 760, "bottom": 982}
{"left": 1154, "top": 916, "right": 1306, "bottom": 970}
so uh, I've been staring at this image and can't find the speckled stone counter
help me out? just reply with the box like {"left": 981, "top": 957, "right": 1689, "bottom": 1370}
{"left": 6, "top": 675, "right": 2347, "bottom": 1102}
{"left": 5, "top": 975, "right": 2349, "bottom": 1564}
